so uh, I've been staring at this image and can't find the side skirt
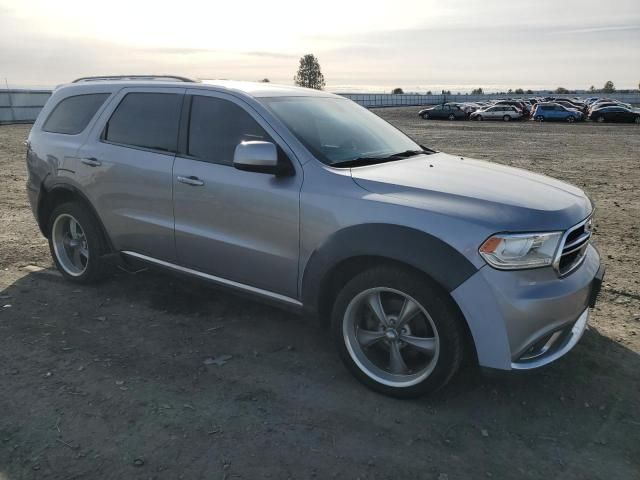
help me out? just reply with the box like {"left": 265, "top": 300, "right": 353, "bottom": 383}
{"left": 121, "top": 251, "right": 303, "bottom": 311}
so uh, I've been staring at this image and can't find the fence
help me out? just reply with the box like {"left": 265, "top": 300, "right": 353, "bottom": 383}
{"left": 1, "top": 89, "right": 639, "bottom": 124}
{"left": 0, "top": 90, "right": 52, "bottom": 124}
{"left": 339, "top": 92, "right": 640, "bottom": 108}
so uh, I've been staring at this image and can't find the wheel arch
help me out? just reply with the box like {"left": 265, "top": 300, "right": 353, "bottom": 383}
{"left": 37, "top": 182, "right": 114, "bottom": 252}
{"left": 301, "top": 224, "right": 478, "bottom": 319}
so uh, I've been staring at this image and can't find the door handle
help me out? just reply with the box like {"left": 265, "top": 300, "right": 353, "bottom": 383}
{"left": 81, "top": 157, "right": 102, "bottom": 167}
{"left": 177, "top": 175, "right": 205, "bottom": 186}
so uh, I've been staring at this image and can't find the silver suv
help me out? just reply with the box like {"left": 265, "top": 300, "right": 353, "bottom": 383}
{"left": 26, "top": 76, "right": 604, "bottom": 397}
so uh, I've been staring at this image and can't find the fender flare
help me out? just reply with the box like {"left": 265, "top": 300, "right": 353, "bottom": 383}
{"left": 37, "top": 181, "right": 114, "bottom": 251}
{"left": 301, "top": 223, "right": 478, "bottom": 314}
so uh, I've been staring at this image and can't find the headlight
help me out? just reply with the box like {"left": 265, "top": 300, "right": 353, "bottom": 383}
{"left": 479, "top": 232, "right": 562, "bottom": 270}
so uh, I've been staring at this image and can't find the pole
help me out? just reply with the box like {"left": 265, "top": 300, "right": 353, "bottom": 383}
{"left": 4, "top": 78, "right": 15, "bottom": 123}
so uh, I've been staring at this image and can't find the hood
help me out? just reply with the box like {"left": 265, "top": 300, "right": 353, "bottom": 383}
{"left": 350, "top": 153, "right": 592, "bottom": 232}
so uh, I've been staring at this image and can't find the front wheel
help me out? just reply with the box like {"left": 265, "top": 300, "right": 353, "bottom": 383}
{"left": 447, "top": 114, "right": 456, "bottom": 121}
{"left": 535, "top": 115, "right": 545, "bottom": 122}
{"left": 48, "top": 202, "right": 109, "bottom": 283}
{"left": 503, "top": 115, "right": 511, "bottom": 122}
{"left": 566, "top": 115, "right": 575, "bottom": 123}
{"left": 596, "top": 116, "right": 605, "bottom": 123}
{"left": 475, "top": 115, "right": 483, "bottom": 121}
{"left": 421, "top": 113, "right": 429, "bottom": 120}
{"left": 635, "top": 116, "right": 640, "bottom": 124}
{"left": 331, "top": 266, "right": 465, "bottom": 398}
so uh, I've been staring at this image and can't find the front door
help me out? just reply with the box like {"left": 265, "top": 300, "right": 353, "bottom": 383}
{"left": 172, "top": 91, "right": 301, "bottom": 298}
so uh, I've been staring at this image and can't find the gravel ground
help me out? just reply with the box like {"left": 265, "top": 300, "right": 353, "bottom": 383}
{"left": 1, "top": 114, "right": 639, "bottom": 480}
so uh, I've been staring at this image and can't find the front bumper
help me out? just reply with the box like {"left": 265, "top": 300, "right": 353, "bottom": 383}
{"left": 451, "top": 244, "right": 602, "bottom": 370}
{"left": 510, "top": 262, "right": 604, "bottom": 369}
{"left": 510, "top": 307, "right": 589, "bottom": 369}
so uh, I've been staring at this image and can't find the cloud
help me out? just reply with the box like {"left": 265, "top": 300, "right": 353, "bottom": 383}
{"left": 245, "top": 51, "right": 298, "bottom": 59}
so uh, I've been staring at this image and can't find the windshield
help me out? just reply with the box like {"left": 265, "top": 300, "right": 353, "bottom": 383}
{"left": 259, "top": 96, "right": 422, "bottom": 166}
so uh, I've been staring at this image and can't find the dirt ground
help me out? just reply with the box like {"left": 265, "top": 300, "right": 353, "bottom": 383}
{"left": 1, "top": 112, "right": 639, "bottom": 480}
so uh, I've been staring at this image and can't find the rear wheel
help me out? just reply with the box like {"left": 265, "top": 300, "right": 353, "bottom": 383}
{"left": 331, "top": 266, "right": 465, "bottom": 398}
{"left": 566, "top": 115, "right": 575, "bottom": 123}
{"left": 596, "top": 116, "right": 605, "bottom": 123}
{"left": 634, "top": 116, "right": 640, "bottom": 124}
{"left": 475, "top": 115, "right": 483, "bottom": 121}
{"left": 447, "top": 114, "right": 456, "bottom": 121}
{"left": 421, "top": 113, "right": 429, "bottom": 120}
{"left": 48, "top": 202, "right": 109, "bottom": 283}
{"left": 535, "top": 115, "right": 545, "bottom": 122}
{"left": 503, "top": 115, "right": 511, "bottom": 122}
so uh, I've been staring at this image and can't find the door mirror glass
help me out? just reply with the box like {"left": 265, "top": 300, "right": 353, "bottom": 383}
{"left": 233, "top": 141, "right": 287, "bottom": 175}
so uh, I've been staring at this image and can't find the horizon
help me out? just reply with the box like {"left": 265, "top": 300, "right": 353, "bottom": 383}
{"left": 1, "top": 0, "right": 638, "bottom": 91}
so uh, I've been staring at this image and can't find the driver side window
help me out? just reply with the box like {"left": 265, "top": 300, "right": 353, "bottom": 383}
{"left": 187, "top": 95, "right": 271, "bottom": 165}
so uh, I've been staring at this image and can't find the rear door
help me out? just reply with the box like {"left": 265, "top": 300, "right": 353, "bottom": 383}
{"left": 172, "top": 90, "right": 302, "bottom": 298}
{"left": 486, "top": 107, "right": 500, "bottom": 119}
{"left": 78, "top": 87, "right": 185, "bottom": 261}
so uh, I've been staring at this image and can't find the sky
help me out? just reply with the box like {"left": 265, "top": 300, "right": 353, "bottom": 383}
{"left": 1, "top": 0, "right": 638, "bottom": 92}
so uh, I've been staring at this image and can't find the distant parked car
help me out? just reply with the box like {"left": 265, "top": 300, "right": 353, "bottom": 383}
{"left": 418, "top": 104, "right": 466, "bottom": 120}
{"left": 494, "top": 100, "right": 529, "bottom": 115}
{"left": 589, "top": 106, "right": 640, "bottom": 123}
{"left": 459, "top": 102, "right": 482, "bottom": 115}
{"left": 470, "top": 105, "right": 523, "bottom": 121}
{"left": 554, "top": 100, "right": 586, "bottom": 113}
{"left": 588, "top": 101, "right": 632, "bottom": 113}
{"left": 532, "top": 103, "right": 584, "bottom": 122}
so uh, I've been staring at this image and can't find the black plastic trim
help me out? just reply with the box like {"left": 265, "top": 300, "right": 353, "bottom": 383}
{"left": 301, "top": 224, "right": 478, "bottom": 314}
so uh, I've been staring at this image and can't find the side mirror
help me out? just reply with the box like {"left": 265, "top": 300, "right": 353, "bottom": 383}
{"left": 233, "top": 141, "right": 290, "bottom": 176}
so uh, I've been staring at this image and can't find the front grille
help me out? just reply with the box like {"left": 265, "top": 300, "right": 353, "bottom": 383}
{"left": 555, "top": 217, "right": 592, "bottom": 276}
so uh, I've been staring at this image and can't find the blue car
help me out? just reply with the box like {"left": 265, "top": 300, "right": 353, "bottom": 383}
{"left": 532, "top": 103, "right": 584, "bottom": 122}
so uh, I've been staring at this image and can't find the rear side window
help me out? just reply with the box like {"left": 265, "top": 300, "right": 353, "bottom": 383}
{"left": 42, "top": 93, "right": 109, "bottom": 134}
{"left": 104, "top": 93, "right": 182, "bottom": 152}
{"left": 187, "top": 96, "right": 271, "bottom": 165}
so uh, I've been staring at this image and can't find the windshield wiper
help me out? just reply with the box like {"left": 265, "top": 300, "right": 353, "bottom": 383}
{"left": 331, "top": 149, "right": 432, "bottom": 168}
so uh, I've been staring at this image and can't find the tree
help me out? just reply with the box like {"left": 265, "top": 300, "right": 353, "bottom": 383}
{"left": 525, "top": 89, "right": 533, "bottom": 94}
{"left": 293, "top": 54, "right": 325, "bottom": 90}
{"left": 555, "top": 86, "right": 569, "bottom": 94}
{"left": 426, "top": 91, "right": 432, "bottom": 95}
{"left": 507, "top": 88, "right": 513, "bottom": 94}
{"left": 515, "top": 88, "right": 524, "bottom": 94}
{"left": 260, "top": 78, "right": 270, "bottom": 83}
{"left": 392, "top": 87, "right": 404, "bottom": 94}
{"left": 602, "top": 80, "right": 615, "bottom": 93}
{"left": 589, "top": 85, "right": 596, "bottom": 92}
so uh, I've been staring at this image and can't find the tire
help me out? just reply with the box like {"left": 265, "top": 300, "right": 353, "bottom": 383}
{"left": 535, "top": 115, "right": 545, "bottom": 122}
{"left": 503, "top": 115, "right": 510, "bottom": 122}
{"left": 421, "top": 113, "right": 429, "bottom": 120}
{"left": 475, "top": 115, "right": 483, "bottom": 121}
{"left": 635, "top": 116, "right": 640, "bottom": 124}
{"left": 447, "top": 114, "right": 456, "bottom": 121}
{"left": 331, "top": 266, "right": 465, "bottom": 398}
{"left": 48, "top": 202, "right": 109, "bottom": 284}
{"left": 596, "top": 116, "right": 605, "bottom": 123}
{"left": 566, "top": 116, "right": 575, "bottom": 123}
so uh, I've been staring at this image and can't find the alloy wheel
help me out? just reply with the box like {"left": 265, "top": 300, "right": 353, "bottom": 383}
{"left": 342, "top": 287, "right": 440, "bottom": 387}
{"left": 52, "top": 213, "right": 89, "bottom": 276}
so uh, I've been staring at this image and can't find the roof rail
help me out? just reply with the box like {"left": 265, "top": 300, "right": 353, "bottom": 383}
{"left": 72, "top": 75, "right": 196, "bottom": 83}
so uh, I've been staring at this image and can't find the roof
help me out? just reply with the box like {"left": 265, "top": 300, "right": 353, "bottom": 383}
{"left": 60, "top": 78, "right": 338, "bottom": 99}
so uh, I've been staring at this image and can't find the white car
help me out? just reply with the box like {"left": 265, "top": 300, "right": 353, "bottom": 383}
{"left": 470, "top": 105, "right": 523, "bottom": 121}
